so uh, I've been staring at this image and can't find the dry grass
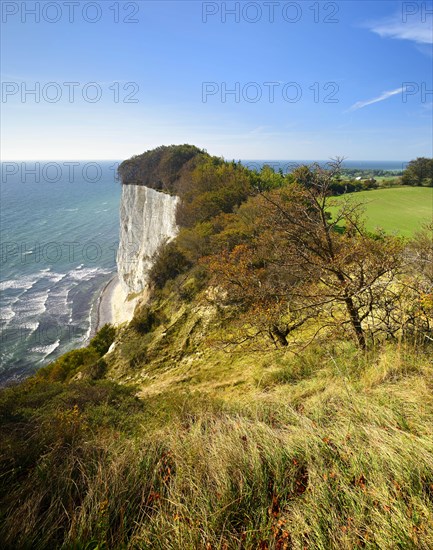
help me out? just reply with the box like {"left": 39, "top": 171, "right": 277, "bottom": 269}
{"left": 1, "top": 343, "right": 432, "bottom": 549}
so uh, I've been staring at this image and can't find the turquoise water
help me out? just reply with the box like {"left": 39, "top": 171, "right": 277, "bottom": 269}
{"left": 0, "top": 159, "right": 406, "bottom": 385}
{"left": 0, "top": 162, "right": 121, "bottom": 385}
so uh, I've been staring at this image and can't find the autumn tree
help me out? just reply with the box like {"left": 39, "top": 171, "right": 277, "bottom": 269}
{"left": 398, "top": 223, "right": 433, "bottom": 340}
{"left": 206, "top": 160, "right": 404, "bottom": 349}
{"left": 176, "top": 158, "right": 254, "bottom": 227}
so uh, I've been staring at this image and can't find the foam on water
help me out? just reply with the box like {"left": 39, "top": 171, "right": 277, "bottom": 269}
{"left": 69, "top": 266, "right": 111, "bottom": 281}
{"left": 1, "top": 162, "right": 121, "bottom": 384}
{"left": 0, "top": 275, "right": 37, "bottom": 292}
{"left": 17, "top": 321, "right": 40, "bottom": 332}
{"left": 13, "top": 289, "right": 50, "bottom": 318}
{"left": 0, "top": 305, "right": 15, "bottom": 322}
{"left": 84, "top": 301, "right": 95, "bottom": 341}
{"left": 33, "top": 340, "right": 61, "bottom": 361}
{"left": 1, "top": 268, "right": 112, "bottom": 336}
{"left": 0, "top": 270, "right": 64, "bottom": 292}
{"left": 45, "top": 285, "right": 72, "bottom": 316}
{"left": 46, "top": 272, "right": 67, "bottom": 284}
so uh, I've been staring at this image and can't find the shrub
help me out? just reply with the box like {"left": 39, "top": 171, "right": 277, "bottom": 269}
{"left": 130, "top": 305, "right": 163, "bottom": 334}
{"left": 89, "top": 324, "right": 116, "bottom": 356}
{"left": 37, "top": 348, "right": 100, "bottom": 382}
{"left": 149, "top": 241, "right": 192, "bottom": 289}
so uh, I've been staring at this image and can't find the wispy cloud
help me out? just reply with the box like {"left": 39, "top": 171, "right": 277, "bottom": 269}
{"left": 367, "top": 16, "right": 433, "bottom": 45}
{"left": 348, "top": 87, "right": 404, "bottom": 112}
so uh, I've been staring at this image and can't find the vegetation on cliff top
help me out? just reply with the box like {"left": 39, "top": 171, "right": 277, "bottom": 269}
{"left": 118, "top": 144, "right": 208, "bottom": 193}
{"left": 1, "top": 145, "right": 432, "bottom": 549}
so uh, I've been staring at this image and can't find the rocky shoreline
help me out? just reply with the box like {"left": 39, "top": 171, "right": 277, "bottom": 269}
{"left": 91, "top": 273, "right": 140, "bottom": 337}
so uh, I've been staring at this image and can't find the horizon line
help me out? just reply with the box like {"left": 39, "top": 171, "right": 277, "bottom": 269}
{"left": 0, "top": 158, "right": 411, "bottom": 163}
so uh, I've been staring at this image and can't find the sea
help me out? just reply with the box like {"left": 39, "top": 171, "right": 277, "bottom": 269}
{"left": 0, "top": 161, "right": 121, "bottom": 385}
{"left": 0, "top": 159, "right": 406, "bottom": 385}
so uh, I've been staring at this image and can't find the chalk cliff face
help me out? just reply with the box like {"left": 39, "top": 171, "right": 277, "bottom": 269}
{"left": 117, "top": 184, "right": 179, "bottom": 294}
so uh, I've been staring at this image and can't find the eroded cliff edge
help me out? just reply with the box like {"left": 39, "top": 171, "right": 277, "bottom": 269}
{"left": 116, "top": 145, "right": 208, "bottom": 298}
{"left": 117, "top": 185, "right": 179, "bottom": 294}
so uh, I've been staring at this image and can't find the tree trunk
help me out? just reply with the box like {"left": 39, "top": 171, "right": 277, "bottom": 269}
{"left": 335, "top": 271, "right": 367, "bottom": 349}
{"left": 271, "top": 326, "right": 289, "bottom": 347}
{"left": 343, "top": 295, "right": 366, "bottom": 349}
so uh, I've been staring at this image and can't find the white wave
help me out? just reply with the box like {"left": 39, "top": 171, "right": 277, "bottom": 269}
{"left": 45, "top": 271, "right": 67, "bottom": 284}
{"left": 0, "top": 305, "right": 15, "bottom": 322}
{"left": 34, "top": 340, "right": 60, "bottom": 361}
{"left": 0, "top": 276, "right": 37, "bottom": 292}
{"left": 69, "top": 266, "right": 111, "bottom": 281}
{"left": 0, "top": 270, "right": 64, "bottom": 294}
{"left": 3, "top": 270, "right": 65, "bottom": 288}
{"left": 84, "top": 302, "right": 94, "bottom": 342}
{"left": 13, "top": 289, "right": 49, "bottom": 317}
{"left": 46, "top": 286, "right": 71, "bottom": 315}
{"left": 16, "top": 321, "right": 40, "bottom": 332}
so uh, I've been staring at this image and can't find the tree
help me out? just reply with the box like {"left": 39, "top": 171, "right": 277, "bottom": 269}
{"left": 402, "top": 157, "right": 433, "bottom": 186}
{"left": 206, "top": 161, "right": 404, "bottom": 349}
{"left": 175, "top": 158, "right": 254, "bottom": 227}
{"left": 149, "top": 240, "right": 192, "bottom": 289}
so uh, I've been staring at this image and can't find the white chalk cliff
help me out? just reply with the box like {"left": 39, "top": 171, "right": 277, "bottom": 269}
{"left": 117, "top": 185, "right": 179, "bottom": 295}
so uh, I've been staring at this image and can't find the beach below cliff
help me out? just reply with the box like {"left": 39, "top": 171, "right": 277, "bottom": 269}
{"left": 91, "top": 275, "right": 139, "bottom": 336}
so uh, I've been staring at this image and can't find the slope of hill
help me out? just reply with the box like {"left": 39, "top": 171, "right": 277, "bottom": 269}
{"left": 1, "top": 147, "right": 432, "bottom": 549}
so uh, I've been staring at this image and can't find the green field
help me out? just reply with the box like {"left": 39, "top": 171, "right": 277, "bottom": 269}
{"left": 332, "top": 186, "right": 433, "bottom": 237}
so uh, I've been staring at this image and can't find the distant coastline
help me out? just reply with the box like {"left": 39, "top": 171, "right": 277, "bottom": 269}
{"left": 240, "top": 159, "right": 408, "bottom": 172}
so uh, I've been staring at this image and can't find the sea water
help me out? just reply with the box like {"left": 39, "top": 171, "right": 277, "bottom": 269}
{"left": 0, "top": 161, "right": 121, "bottom": 385}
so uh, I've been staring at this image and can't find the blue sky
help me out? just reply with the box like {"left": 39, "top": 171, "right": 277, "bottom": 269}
{"left": 1, "top": 0, "right": 432, "bottom": 160}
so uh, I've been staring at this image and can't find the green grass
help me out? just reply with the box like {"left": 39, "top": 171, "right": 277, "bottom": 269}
{"left": 373, "top": 176, "right": 401, "bottom": 183}
{"left": 332, "top": 187, "right": 433, "bottom": 237}
{"left": 1, "top": 343, "right": 433, "bottom": 549}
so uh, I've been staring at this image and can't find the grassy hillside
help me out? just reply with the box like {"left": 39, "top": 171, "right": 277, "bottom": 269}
{"left": 1, "top": 337, "right": 433, "bottom": 549}
{"left": 1, "top": 268, "right": 432, "bottom": 548}
{"left": 1, "top": 149, "right": 432, "bottom": 549}
{"left": 332, "top": 187, "right": 433, "bottom": 237}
